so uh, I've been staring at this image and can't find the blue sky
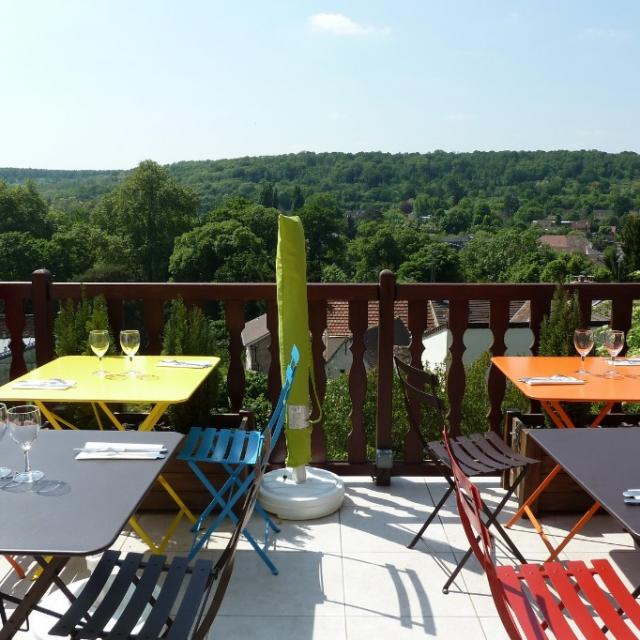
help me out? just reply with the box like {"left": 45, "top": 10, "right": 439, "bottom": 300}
{"left": 1, "top": 1, "right": 638, "bottom": 169}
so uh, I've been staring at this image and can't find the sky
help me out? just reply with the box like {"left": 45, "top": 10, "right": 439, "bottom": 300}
{"left": 1, "top": 0, "right": 639, "bottom": 169}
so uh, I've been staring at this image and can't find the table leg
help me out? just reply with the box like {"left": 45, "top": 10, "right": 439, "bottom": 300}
{"left": 0, "top": 556, "right": 69, "bottom": 640}
{"left": 127, "top": 473, "right": 196, "bottom": 553}
{"left": 507, "top": 400, "right": 615, "bottom": 559}
{"left": 35, "top": 402, "right": 77, "bottom": 431}
{"left": 138, "top": 402, "right": 170, "bottom": 432}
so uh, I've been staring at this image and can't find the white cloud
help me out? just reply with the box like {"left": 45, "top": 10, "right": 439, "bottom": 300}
{"left": 327, "top": 111, "right": 347, "bottom": 121}
{"left": 308, "top": 13, "right": 390, "bottom": 37}
{"left": 581, "top": 27, "right": 628, "bottom": 40}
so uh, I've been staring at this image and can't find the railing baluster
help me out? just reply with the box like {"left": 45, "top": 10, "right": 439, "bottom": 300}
{"left": 611, "top": 295, "right": 634, "bottom": 353}
{"left": 5, "top": 296, "right": 26, "bottom": 378}
{"left": 488, "top": 300, "right": 510, "bottom": 435}
{"left": 142, "top": 299, "right": 164, "bottom": 354}
{"left": 225, "top": 300, "right": 246, "bottom": 413}
{"left": 348, "top": 300, "right": 367, "bottom": 464}
{"left": 404, "top": 300, "right": 429, "bottom": 464}
{"left": 265, "top": 299, "right": 286, "bottom": 463}
{"left": 309, "top": 299, "right": 328, "bottom": 463}
{"left": 375, "top": 270, "right": 395, "bottom": 485}
{"left": 447, "top": 299, "right": 468, "bottom": 437}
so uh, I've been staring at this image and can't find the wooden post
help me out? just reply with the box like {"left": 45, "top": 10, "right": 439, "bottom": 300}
{"left": 375, "top": 270, "right": 395, "bottom": 486}
{"left": 32, "top": 269, "right": 55, "bottom": 366}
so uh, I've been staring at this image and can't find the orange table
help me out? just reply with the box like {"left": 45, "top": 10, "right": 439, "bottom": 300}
{"left": 492, "top": 356, "right": 640, "bottom": 559}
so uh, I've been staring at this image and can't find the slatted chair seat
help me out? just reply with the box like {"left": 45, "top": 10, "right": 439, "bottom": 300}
{"left": 394, "top": 356, "right": 538, "bottom": 593}
{"left": 178, "top": 345, "right": 299, "bottom": 575}
{"left": 443, "top": 429, "right": 640, "bottom": 640}
{"left": 48, "top": 450, "right": 263, "bottom": 640}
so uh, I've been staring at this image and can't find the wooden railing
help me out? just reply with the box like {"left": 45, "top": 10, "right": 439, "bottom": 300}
{"left": 1, "top": 270, "right": 639, "bottom": 484}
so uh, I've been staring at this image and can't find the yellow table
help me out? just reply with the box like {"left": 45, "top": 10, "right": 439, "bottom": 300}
{"left": 0, "top": 355, "right": 221, "bottom": 553}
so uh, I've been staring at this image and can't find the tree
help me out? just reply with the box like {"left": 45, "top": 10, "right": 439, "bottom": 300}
{"left": 297, "top": 193, "right": 347, "bottom": 281}
{"left": 0, "top": 232, "right": 45, "bottom": 280}
{"left": 620, "top": 213, "right": 640, "bottom": 274}
{"left": 92, "top": 160, "right": 198, "bottom": 281}
{"left": 460, "top": 229, "right": 550, "bottom": 283}
{"left": 0, "top": 180, "right": 50, "bottom": 237}
{"left": 397, "top": 242, "right": 462, "bottom": 282}
{"left": 169, "top": 219, "right": 273, "bottom": 283}
{"left": 259, "top": 182, "right": 278, "bottom": 208}
{"left": 207, "top": 198, "right": 279, "bottom": 257}
{"left": 291, "top": 185, "right": 305, "bottom": 211}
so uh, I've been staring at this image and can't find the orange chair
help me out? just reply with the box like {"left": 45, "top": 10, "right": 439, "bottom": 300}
{"left": 443, "top": 429, "right": 640, "bottom": 639}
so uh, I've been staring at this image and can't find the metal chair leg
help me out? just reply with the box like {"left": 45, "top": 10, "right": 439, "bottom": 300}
{"left": 408, "top": 484, "right": 454, "bottom": 549}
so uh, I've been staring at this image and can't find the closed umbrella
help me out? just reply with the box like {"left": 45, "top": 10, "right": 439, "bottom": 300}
{"left": 259, "top": 214, "right": 344, "bottom": 519}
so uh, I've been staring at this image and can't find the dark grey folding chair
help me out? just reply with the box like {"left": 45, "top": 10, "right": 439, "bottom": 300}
{"left": 394, "top": 356, "right": 538, "bottom": 594}
{"left": 48, "top": 436, "right": 269, "bottom": 640}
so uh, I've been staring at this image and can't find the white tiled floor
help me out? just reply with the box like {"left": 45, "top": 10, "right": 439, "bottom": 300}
{"left": 2, "top": 476, "right": 640, "bottom": 639}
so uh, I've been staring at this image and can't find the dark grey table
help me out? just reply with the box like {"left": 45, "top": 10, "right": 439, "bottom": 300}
{"left": 528, "top": 427, "right": 640, "bottom": 542}
{"left": 0, "top": 429, "right": 182, "bottom": 639}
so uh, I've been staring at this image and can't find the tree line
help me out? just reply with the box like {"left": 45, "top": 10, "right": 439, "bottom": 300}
{"left": 1, "top": 150, "right": 639, "bottom": 285}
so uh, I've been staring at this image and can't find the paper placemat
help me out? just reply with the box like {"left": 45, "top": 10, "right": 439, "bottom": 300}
{"left": 12, "top": 378, "right": 76, "bottom": 390}
{"left": 519, "top": 376, "right": 585, "bottom": 386}
{"left": 156, "top": 360, "right": 212, "bottom": 369}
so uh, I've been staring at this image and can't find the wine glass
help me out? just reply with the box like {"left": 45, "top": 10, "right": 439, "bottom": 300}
{"left": 573, "top": 329, "right": 594, "bottom": 375}
{"left": 0, "top": 403, "right": 12, "bottom": 479}
{"left": 120, "top": 329, "right": 140, "bottom": 377}
{"left": 8, "top": 404, "right": 43, "bottom": 483}
{"left": 603, "top": 329, "right": 625, "bottom": 379}
{"left": 89, "top": 329, "right": 110, "bottom": 377}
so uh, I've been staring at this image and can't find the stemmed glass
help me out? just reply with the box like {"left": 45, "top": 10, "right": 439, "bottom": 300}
{"left": 573, "top": 329, "right": 594, "bottom": 376}
{"left": 0, "top": 403, "right": 12, "bottom": 479}
{"left": 8, "top": 404, "right": 43, "bottom": 483}
{"left": 120, "top": 330, "right": 141, "bottom": 377}
{"left": 89, "top": 330, "right": 110, "bottom": 377}
{"left": 603, "top": 329, "right": 625, "bottom": 379}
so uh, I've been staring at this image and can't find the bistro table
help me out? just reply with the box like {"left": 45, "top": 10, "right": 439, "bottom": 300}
{"left": 0, "top": 355, "right": 220, "bottom": 432}
{"left": 527, "top": 428, "right": 640, "bottom": 551}
{"left": 0, "top": 429, "right": 183, "bottom": 640}
{"left": 0, "top": 355, "right": 219, "bottom": 553}
{"left": 492, "top": 355, "right": 640, "bottom": 560}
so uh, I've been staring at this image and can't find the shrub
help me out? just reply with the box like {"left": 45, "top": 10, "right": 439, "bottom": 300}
{"left": 53, "top": 293, "right": 114, "bottom": 428}
{"left": 162, "top": 298, "right": 220, "bottom": 432}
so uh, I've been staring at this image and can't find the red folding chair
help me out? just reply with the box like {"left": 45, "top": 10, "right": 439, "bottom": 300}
{"left": 443, "top": 429, "right": 640, "bottom": 640}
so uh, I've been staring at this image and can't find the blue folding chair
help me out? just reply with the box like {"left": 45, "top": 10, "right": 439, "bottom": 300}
{"left": 178, "top": 345, "right": 299, "bottom": 575}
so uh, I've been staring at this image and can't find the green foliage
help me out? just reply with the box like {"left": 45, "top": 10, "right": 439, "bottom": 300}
{"left": 538, "top": 285, "right": 580, "bottom": 356}
{"left": 538, "top": 285, "right": 590, "bottom": 426}
{"left": 322, "top": 354, "right": 528, "bottom": 460}
{"left": 242, "top": 370, "right": 273, "bottom": 429}
{"left": 91, "top": 160, "right": 198, "bottom": 281}
{"left": 162, "top": 298, "right": 220, "bottom": 432}
{"left": 53, "top": 294, "right": 114, "bottom": 428}
{"left": 620, "top": 213, "right": 640, "bottom": 276}
{"left": 54, "top": 294, "right": 114, "bottom": 357}
{"left": 323, "top": 369, "right": 409, "bottom": 460}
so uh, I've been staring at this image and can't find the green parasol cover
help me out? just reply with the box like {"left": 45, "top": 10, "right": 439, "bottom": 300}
{"left": 276, "top": 214, "right": 313, "bottom": 468}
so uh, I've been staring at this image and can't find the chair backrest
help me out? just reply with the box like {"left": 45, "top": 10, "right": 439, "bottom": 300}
{"left": 394, "top": 356, "right": 446, "bottom": 448}
{"left": 442, "top": 430, "right": 523, "bottom": 640}
{"left": 263, "top": 344, "right": 299, "bottom": 456}
{"left": 193, "top": 429, "right": 269, "bottom": 639}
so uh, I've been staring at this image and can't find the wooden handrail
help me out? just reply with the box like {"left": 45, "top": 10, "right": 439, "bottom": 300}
{"left": 0, "top": 272, "right": 638, "bottom": 481}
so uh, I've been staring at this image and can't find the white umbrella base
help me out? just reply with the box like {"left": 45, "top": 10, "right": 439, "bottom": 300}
{"left": 260, "top": 466, "right": 345, "bottom": 520}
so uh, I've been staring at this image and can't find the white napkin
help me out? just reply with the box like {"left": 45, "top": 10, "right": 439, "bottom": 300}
{"left": 156, "top": 359, "right": 211, "bottom": 369}
{"left": 75, "top": 441, "right": 167, "bottom": 460}
{"left": 519, "top": 375, "right": 585, "bottom": 386}
{"left": 607, "top": 358, "right": 640, "bottom": 366}
{"left": 13, "top": 378, "right": 76, "bottom": 390}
